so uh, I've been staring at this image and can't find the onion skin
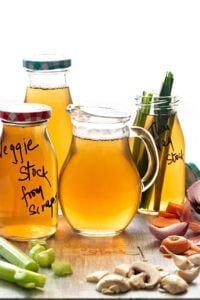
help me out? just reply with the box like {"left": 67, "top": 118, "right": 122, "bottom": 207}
{"left": 187, "top": 179, "right": 200, "bottom": 204}
{"left": 187, "top": 180, "right": 200, "bottom": 221}
{"left": 149, "top": 222, "right": 188, "bottom": 241}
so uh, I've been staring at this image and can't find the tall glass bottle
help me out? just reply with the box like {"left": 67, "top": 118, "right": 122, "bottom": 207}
{"left": 23, "top": 54, "right": 73, "bottom": 175}
{"left": 132, "top": 94, "right": 185, "bottom": 214}
{"left": 0, "top": 103, "right": 58, "bottom": 241}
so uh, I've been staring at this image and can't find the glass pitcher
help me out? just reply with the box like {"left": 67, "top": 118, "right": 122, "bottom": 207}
{"left": 59, "top": 105, "right": 159, "bottom": 236}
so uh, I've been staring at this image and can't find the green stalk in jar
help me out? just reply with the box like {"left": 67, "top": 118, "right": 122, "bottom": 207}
{"left": 153, "top": 72, "right": 175, "bottom": 211}
{"left": 132, "top": 91, "right": 153, "bottom": 177}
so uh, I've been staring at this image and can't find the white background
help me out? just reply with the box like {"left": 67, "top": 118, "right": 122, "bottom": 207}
{"left": 0, "top": 0, "right": 199, "bottom": 165}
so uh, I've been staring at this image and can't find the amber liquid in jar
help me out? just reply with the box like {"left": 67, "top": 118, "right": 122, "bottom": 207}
{"left": 59, "top": 137, "right": 141, "bottom": 235}
{"left": 0, "top": 123, "right": 58, "bottom": 241}
{"left": 137, "top": 113, "right": 185, "bottom": 213}
{"left": 25, "top": 87, "right": 72, "bottom": 174}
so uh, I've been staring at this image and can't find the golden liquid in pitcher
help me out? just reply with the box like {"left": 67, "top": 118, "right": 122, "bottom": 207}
{"left": 59, "top": 137, "right": 141, "bottom": 235}
{"left": 25, "top": 87, "right": 72, "bottom": 174}
{"left": 135, "top": 113, "right": 185, "bottom": 213}
{"left": 0, "top": 124, "right": 58, "bottom": 240}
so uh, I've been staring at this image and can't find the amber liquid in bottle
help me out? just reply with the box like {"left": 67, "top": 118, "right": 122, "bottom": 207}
{"left": 0, "top": 123, "right": 58, "bottom": 241}
{"left": 25, "top": 87, "right": 72, "bottom": 174}
{"left": 59, "top": 137, "right": 141, "bottom": 235}
{"left": 137, "top": 113, "right": 185, "bottom": 213}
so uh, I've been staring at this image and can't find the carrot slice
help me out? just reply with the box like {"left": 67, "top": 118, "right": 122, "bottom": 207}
{"left": 190, "top": 243, "right": 200, "bottom": 253}
{"left": 163, "top": 253, "right": 171, "bottom": 258}
{"left": 166, "top": 202, "right": 182, "bottom": 217}
{"left": 183, "top": 249, "right": 199, "bottom": 256}
{"left": 160, "top": 235, "right": 191, "bottom": 254}
{"left": 158, "top": 211, "right": 178, "bottom": 218}
{"left": 151, "top": 216, "right": 180, "bottom": 228}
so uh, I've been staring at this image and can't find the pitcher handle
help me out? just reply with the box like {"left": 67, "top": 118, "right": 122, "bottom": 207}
{"left": 130, "top": 126, "right": 159, "bottom": 192}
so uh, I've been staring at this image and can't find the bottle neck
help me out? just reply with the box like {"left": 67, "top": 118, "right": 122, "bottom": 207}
{"left": 26, "top": 70, "right": 69, "bottom": 89}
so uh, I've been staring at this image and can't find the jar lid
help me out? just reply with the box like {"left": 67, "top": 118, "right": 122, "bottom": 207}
{"left": 23, "top": 54, "right": 71, "bottom": 71}
{"left": 0, "top": 103, "right": 52, "bottom": 123}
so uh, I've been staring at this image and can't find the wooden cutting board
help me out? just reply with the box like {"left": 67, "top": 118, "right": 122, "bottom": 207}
{"left": 0, "top": 214, "right": 199, "bottom": 299}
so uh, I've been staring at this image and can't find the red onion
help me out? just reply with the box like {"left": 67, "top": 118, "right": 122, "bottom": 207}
{"left": 187, "top": 179, "right": 200, "bottom": 221}
{"left": 149, "top": 222, "right": 188, "bottom": 241}
{"left": 189, "top": 234, "right": 200, "bottom": 245}
{"left": 187, "top": 179, "right": 200, "bottom": 203}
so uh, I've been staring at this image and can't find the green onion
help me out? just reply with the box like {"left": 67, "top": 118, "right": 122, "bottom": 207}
{"left": 0, "top": 237, "right": 39, "bottom": 272}
{"left": 0, "top": 259, "right": 46, "bottom": 289}
{"left": 51, "top": 260, "right": 73, "bottom": 277}
{"left": 36, "top": 248, "right": 55, "bottom": 268}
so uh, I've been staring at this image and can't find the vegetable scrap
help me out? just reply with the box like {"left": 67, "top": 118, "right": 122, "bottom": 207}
{"left": 86, "top": 257, "right": 200, "bottom": 295}
{"left": 0, "top": 237, "right": 73, "bottom": 289}
{"left": 51, "top": 261, "right": 73, "bottom": 277}
{"left": 160, "top": 236, "right": 191, "bottom": 255}
{"left": 149, "top": 222, "right": 188, "bottom": 241}
{"left": 0, "top": 260, "right": 46, "bottom": 289}
{"left": 28, "top": 240, "right": 73, "bottom": 276}
{"left": 151, "top": 216, "right": 180, "bottom": 228}
{"left": 148, "top": 202, "right": 189, "bottom": 240}
{"left": 149, "top": 199, "right": 200, "bottom": 241}
{"left": 0, "top": 237, "right": 39, "bottom": 272}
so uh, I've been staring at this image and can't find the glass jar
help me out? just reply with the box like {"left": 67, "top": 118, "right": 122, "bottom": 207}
{"left": 59, "top": 105, "right": 159, "bottom": 237}
{"left": 23, "top": 54, "right": 73, "bottom": 175}
{"left": 132, "top": 94, "right": 185, "bottom": 214}
{"left": 0, "top": 103, "right": 58, "bottom": 241}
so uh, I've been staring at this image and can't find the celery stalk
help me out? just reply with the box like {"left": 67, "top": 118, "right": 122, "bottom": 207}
{"left": 0, "top": 237, "right": 39, "bottom": 272}
{"left": 153, "top": 72, "right": 175, "bottom": 211}
{"left": 132, "top": 91, "right": 153, "bottom": 176}
{"left": 29, "top": 244, "right": 46, "bottom": 261}
{"left": 36, "top": 248, "right": 55, "bottom": 268}
{"left": 0, "top": 260, "right": 46, "bottom": 289}
{"left": 133, "top": 72, "right": 175, "bottom": 212}
{"left": 29, "top": 239, "right": 47, "bottom": 250}
{"left": 51, "top": 260, "right": 73, "bottom": 277}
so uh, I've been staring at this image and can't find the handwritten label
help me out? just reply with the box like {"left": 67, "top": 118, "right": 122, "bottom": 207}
{"left": 0, "top": 138, "right": 56, "bottom": 217}
{"left": 0, "top": 138, "right": 39, "bottom": 164}
{"left": 167, "top": 149, "right": 184, "bottom": 165}
{"left": 148, "top": 121, "right": 184, "bottom": 165}
{"left": 19, "top": 161, "right": 51, "bottom": 187}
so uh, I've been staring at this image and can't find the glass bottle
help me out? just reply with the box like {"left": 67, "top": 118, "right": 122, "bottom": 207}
{"left": 59, "top": 104, "right": 159, "bottom": 236}
{"left": 132, "top": 95, "right": 185, "bottom": 214}
{"left": 23, "top": 54, "right": 73, "bottom": 175}
{"left": 0, "top": 103, "right": 58, "bottom": 241}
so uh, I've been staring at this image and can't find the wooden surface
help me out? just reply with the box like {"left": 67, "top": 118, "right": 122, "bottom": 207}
{"left": 0, "top": 214, "right": 200, "bottom": 299}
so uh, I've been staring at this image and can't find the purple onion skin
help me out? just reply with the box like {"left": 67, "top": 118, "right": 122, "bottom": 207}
{"left": 149, "top": 222, "right": 188, "bottom": 241}
{"left": 187, "top": 179, "right": 200, "bottom": 220}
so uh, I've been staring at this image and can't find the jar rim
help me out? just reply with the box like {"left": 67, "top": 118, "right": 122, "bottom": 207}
{"left": 135, "top": 94, "right": 179, "bottom": 111}
{"left": 23, "top": 54, "right": 71, "bottom": 71}
{"left": 0, "top": 103, "right": 52, "bottom": 123}
{"left": 67, "top": 104, "right": 131, "bottom": 124}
